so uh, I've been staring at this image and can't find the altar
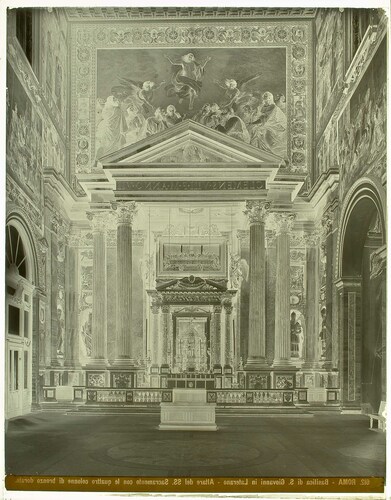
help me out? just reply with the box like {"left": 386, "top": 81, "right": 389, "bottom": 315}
{"left": 159, "top": 388, "right": 217, "bottom": 431}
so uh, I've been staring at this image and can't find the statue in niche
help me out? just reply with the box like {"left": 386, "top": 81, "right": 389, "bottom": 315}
{"left": 319, "top": 306, "right": 331, "bottom": 360}
{"left": 290, "top": 311, "right": 304, "bottom": 359}
{"left": 81, "top": 312, "right": 92, "bottom": 357}
{"left": 57, "top": 307, "right": 65, "bottom": 356}
{"left": 165, "top": 53, "right": 212, "bottom": 110}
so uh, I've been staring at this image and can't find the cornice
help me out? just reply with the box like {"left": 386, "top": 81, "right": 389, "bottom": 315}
{"left": 65, "top": 7, "right": 316, "bottom": 22}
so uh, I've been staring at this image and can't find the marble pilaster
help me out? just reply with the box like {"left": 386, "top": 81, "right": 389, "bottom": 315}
{"left": 64, "top": 234, "right": 80, "bottom": 368}
{"left": 86, "top": 211, "right": 108, "bottom": 367}
{"left": 272, "top": 212, "right": 296, "bottom": 367}
{"left": 213, "top": 305, "right": 222, "bottom": 366}
{"left": 161, "top": 305, "right": 170, "bottom": 366}
{"left": 302, "top": 230, "right": 321, "bottom": 369}
{"left": 223, "top": 300, "right": 233, "bottom": 366}
{"left": 151, "top": 302, "right": 161, "bottom": 366}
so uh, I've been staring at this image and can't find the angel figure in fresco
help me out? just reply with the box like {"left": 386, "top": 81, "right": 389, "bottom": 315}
{"left": 164, "top": 53, "right": 212, "bottom": 110}
{"left": 213, "top": 74, "right": 262, "bottom": 111}
{"left": 112, "top": 78, "right": 166, "bottom": 115}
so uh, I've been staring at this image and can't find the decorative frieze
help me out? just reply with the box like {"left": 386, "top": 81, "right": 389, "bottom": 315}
{"left": 321, "top": 203, "right": 338, "bottom": 236}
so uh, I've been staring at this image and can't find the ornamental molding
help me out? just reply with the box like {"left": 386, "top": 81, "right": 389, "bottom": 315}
{"left": 237, "top": 229, "right": 250, "bottom": 248}
{"left": 302, "top": 229, "right": 322, "bottom": 247}
{"left": 321, "top": 202, "right": 338, "bottom": 236}
{"left": 65, "top": 7, "right": 316, "bottom": 21}
{"left": 6, "top": 176, "right": 43, "bottom": 231}
{"left": 244, "top": 200, "right": 271, "bottom": 224}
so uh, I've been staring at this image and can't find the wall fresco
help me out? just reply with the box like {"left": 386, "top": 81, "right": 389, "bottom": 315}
{"left": 315, "top": 9, "right": 344, "bottom": 122}
{"left": 6, "top": 64, "right": 43, "bottom": 203}
{"left": 96, "top": 48, "right": 287, "bottom": 160}
{"left": 40, "top": 10, "right": 68, "bottom": 132}
{"left": 339, "top": 38, "right": 386, "bottom": 193}
{"left": 71, "top": 21, "right": 312, "bottom": 176}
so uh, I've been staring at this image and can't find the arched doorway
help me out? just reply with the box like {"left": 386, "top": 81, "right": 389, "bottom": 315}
{"left": 5, "top": 221, "right": 36, "bottom": 419}
{"left": 337, "top": 180, "right": 386, "bottom": 411}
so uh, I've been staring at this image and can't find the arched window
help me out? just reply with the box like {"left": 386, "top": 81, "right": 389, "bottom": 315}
{"left": 6, "top": 224, "right": 28, "bottom": 279}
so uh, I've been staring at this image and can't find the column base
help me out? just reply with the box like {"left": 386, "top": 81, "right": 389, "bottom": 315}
{"left": 244, "top": 357, "right": 269, "bottom": 370}
{"left": 85, "top": 359, "right": 108, "bottom": 369}
{"left": 110, "top": 358, "right": 135, "bottom": 368}
{"left": 272, "top": 359, "right": 297, "bottom": 369}
{"left": 301, "top": 361, "right": 322, "bottom": 370}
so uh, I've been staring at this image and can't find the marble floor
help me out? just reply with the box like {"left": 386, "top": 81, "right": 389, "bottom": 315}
{"left": 5, "top": 411, "right": 385, "bottom": 477}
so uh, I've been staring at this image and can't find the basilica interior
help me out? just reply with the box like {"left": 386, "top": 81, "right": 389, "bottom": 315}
{"left": 4, "top": 6, "right": 387, "bottom": 479}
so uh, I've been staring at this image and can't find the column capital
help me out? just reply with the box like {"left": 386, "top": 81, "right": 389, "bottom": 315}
{"left": 151, "top": 303, "right": 161, "bottom": 314}
{"left": 161, "top": 304, "right": 170, "bottom": 314}
{"left": 244, "top": 200, "right": 271, "bottom": 224}
{"left": 86, "top": 211, "right": 111, "bottom": 233}
{"left": 222, "top": 301, "right": 233, "bottom": 314}
{"left": 112, "top": 201, "right": 138, "bottom": 225}
{"left": 213, "top": 304, "right": 222, "bottom": 314}
{"left": 303, "top": 229, "right": 322, "bottom": 247}
{"left": 270, "top": 212, "right": 296, "bottom": 235}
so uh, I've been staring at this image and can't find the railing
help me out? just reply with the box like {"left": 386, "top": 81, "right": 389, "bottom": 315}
{"left": 80, "top": 388, "right": 304, "bottom": 406}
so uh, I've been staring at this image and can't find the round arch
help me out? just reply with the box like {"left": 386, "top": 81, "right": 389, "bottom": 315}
{"left": 5, "top": 208, "right": 40, "bottom": 419}
{"left": 6, "top": 208, "right": 40, "bottom": 287}
{"left": 336, "top": 176, "right": 386, "bottom": 280}
{"left": 335, "top": 176, "right": 386, "bottom": 411}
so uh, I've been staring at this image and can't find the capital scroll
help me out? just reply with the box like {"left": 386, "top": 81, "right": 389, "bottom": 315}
{"left": 244, "top": 201, "right": 271, "bottom": 224}
{"left": 112, "top": 201, "right": 138, "bottom": 225}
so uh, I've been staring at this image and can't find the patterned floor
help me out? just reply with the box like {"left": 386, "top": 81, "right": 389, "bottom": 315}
{"left": 5, "top": 411, "right": 385, "bottom": 477}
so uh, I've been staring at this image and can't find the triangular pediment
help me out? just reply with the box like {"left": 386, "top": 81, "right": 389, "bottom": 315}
{"left": 97, "top": 119, "right": 283, "bottom": 167}
{"left": 156, "top": 276, "right": 228, "bottom": 292}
